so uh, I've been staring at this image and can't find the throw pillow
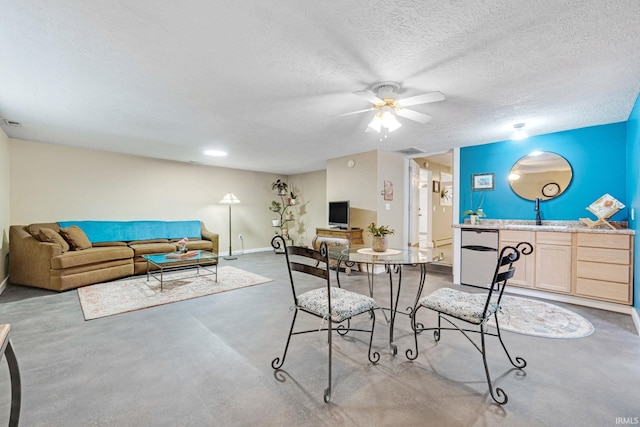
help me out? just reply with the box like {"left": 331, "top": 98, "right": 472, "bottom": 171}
{"left": 60, "top": 226, "right": 92, "bottom": 250}
{"left": 38, "top": 228, "right": 70, "bottom": 252}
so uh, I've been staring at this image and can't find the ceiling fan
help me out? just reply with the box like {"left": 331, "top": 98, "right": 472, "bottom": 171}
{"left": 339, "top": 82, "right": 445, "bottom": 133}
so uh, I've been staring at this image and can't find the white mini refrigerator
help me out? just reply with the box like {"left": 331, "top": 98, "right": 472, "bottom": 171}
{"left": 460, "top": 228, "right": 499, "bottom": 288}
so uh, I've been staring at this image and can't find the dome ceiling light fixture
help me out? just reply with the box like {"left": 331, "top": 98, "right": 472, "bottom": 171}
{"left": 511, "top": 122, "right": 528, "bottom": 140}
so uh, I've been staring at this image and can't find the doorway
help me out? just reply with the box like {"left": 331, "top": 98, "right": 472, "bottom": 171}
{"left": 409, "top": 151, "right": 454, "bottom": 265}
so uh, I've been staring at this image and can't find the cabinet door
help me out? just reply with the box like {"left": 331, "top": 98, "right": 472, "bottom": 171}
{"left": 499, "top": 230, "right": 534, "bottom": 288}
{"left": 535, "top": 243, "right": 572, "bottom": 293}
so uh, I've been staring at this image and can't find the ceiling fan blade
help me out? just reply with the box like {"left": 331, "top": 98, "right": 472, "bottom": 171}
{"left": 396, "top": 108, "right": 432, "bottom": 123}
{"left": 353, "top": 90, "right": 384, "bottom": 105}
{"left": 332, "top": 107, "right": 375, "bottom": 118}
{"left": 398, "top": 91, "right": 445, "bottom": 107}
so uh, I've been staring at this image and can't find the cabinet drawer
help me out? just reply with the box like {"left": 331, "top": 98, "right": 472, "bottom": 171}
{"left": 500, "top": 230, "right": 532, "bottom": 242}
{"left": 577, "top": 261, "right": 630, "bottom": 283}
{"left": 577, "top": 233, "right": 630, "bottom": 249}
{"left": 576, "top": 278, "right": 631, "bottom": 304}
{"left": 577, "top": 247, "right": 630, "bottom": 265}
{"left": 536, "top": 231, "right": 572, "bottom": 245}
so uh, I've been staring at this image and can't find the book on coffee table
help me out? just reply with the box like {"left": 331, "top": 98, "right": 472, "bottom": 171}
{"left": 165, "top": 250, "right": 198, "bottom": 259}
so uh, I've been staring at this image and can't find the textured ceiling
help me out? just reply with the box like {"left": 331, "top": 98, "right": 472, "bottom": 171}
{"left": 1, "top": 0, "right": 639, "bottom": 175}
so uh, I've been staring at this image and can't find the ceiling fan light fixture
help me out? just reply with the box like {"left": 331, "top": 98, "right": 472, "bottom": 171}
{"left": 367, "top": 114, "right": 382, "bottom": 132}
{"left": 381, "top": 111, "right": 402, "bottom": 132}
{"left": 511, "top": 122, "right": 528, "bottom": 140}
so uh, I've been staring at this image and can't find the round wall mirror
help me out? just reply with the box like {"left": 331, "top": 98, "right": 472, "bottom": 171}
{"left": 509, "top": 152, "right": 572, "bottom": 201}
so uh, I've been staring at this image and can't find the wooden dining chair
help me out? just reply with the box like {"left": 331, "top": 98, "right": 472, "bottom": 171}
{"left": 270, "top": 235, "right": 380, "bottom": 403}
{"left": 406, "top": 242, "right": 533, "bottom": 405}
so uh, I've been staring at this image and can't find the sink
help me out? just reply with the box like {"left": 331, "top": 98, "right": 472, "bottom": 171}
{"left": 503, "top": 224, "right": 569, "bottom": 231}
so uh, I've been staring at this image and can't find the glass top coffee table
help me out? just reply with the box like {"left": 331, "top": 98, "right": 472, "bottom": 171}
{"left": 143, "top": 250, "right": 219, "bottom": 291}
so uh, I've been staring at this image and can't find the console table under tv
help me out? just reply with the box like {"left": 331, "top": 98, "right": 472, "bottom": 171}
{"left": 312, "top": 228, "right": 365, "bottom": 274}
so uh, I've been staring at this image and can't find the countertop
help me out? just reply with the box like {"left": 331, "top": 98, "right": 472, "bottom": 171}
{"left": 452, "top": 220, "right": 634, "bottom": 235}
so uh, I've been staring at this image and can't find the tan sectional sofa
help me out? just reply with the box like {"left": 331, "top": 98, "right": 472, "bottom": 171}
{"left": 9, "top": 220, "right": 219, "bottom": 292}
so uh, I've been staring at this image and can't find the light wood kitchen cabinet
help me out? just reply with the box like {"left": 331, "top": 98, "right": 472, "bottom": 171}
{"left": 496, "top": 227, "right": 633, "bottom": 305}
{"left": 575, "top": 233, "right": 633, "bottom": 304}
{"left": 534, "top": 232, "right": 573, "bottom": 293}
{"left": 499, "top": 230, "right": 534, "bottom": 288}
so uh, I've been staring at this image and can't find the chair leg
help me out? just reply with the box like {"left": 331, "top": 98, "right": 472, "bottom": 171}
{"left": 5, "top": 341, "right": 21, "bottom": 427}
{"left": 324, "top": 318, "right": 333, "bottom": 403}
{"left": 406, "top": 305, "right": 422, "bottom": 360}
{"left": 493, "top": 315, "right": 527, "bottom": 369}
{"left": 480, "top": 326, "right": 508, "bottom": 405}
{"left": 367, "top": 310, "right": 380, "bottom": 364}
{"left": 434, "top": 313, "right": 442, "bottom": 341}
{"left": 272, "top": 309, "right": 298, "bottom": 370}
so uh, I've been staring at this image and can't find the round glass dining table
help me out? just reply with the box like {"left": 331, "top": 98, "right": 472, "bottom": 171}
{"left": 328, "top": 245, "right": 436, "bottom": 355}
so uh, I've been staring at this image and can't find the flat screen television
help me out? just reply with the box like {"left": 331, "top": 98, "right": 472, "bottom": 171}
{"left": 328, "top": 200, "right": 350, "bottom": 229}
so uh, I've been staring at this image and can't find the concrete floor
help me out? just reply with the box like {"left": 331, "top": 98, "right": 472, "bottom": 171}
{"left": 0, "top": 251, "right": 638, "bottom": 426}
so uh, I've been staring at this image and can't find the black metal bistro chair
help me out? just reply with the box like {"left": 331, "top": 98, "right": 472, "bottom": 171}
{"left": 271, "top": 236, "right": 380, "bottom": 403}
{"left": 406, "top": 242, "right": 533, "bottom": 405}
{"left": 1, "top": 324, "right": 21, "bottom": 427}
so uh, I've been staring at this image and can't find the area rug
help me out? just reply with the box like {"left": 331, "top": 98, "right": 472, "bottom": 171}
{"left": 487, "top": 295, "right": 595, "bottom": 339}
{"left": 77, "top": 266, "right": 273, "bottom": 320}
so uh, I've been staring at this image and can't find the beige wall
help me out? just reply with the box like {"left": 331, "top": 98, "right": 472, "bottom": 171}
{"left": 9, "top": 139, "right": 327, "bottom": 253}
{"left": 0, "top": 128, "right": 9, "bottom": 287}
{"left": 327, "top": 150, "right": 405, "bottom": 248}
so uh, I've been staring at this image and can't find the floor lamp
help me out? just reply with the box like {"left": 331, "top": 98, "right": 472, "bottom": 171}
{"left": 220, "top": 192, "right": 241, "bottom": 260}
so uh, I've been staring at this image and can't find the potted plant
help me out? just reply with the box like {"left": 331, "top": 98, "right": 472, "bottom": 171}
{"left": 367, "top": 222, "right": 395, "bottom": 252}
{"left": 269, "top": 200, "right": 282, "bottom": 212}
{"left": 271, "top": 179, "right": 288, "bottom": 196}
{"left": 288, "top": 191, "right": 298, "bottom": 205}
{"left": 462, "top": 191, "right": 486, "bottom": 225}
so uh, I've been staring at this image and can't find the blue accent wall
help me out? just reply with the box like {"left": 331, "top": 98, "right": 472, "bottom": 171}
{"left": 460, "top": 123, "right": 628, "bottom": 223}
{"left": 626, "top": 93, "right": 640, "bottom": 313}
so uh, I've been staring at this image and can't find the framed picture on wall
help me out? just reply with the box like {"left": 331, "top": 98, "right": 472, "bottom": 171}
{"left": 432, "top": 180, "right": 440, "bottom": 193}
{"left": 472, "top": 173, "right": 495, "bottom": 191}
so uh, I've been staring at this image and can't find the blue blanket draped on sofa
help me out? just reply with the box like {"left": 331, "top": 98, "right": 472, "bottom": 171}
{"left": 57, "top": 220, "right": 202, "bottom": 243}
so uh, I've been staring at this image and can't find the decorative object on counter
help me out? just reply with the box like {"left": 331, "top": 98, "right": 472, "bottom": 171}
{"left": 462, "top": 191, "right": 486, "bottom": 224}
{"left": 220, "top": 192, "right": 241, "bottom": 260}
{"left": 367, "top": 222, "right": 395, "bottom": 252}
{"left": 471, "top": 172, "right": 495, "bottom": 191}
{"left": 177, "top": 237, "right": 189, "bottom": 252}
{"left": 487, "top": 295, "right": 594, "bottom": 339}
{"left": 579, "top": 193, "right": 625, "bottom": 229}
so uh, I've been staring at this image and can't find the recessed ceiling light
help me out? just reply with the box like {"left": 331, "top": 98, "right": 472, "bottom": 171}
{"left": 204, "top": 150, "right": 227, "bottom": 157}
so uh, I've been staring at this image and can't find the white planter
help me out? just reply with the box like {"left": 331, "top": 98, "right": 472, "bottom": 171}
{"left": 469, "top": 214, "right": 479, "bottom": 225}
{"left": 272, "top": 219, "right": 280, "bottom": 227}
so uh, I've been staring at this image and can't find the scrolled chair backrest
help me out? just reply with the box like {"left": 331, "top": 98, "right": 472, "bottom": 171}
{"left": 484, "top": 241, "right": 534, "bottom": 314}
{"left": 271, "top": 235, "right": 331, "bottom": 306}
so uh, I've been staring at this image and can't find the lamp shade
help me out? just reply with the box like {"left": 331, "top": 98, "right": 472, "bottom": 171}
{"left": 220, "top": 192, "right": 241, "bottom": 204}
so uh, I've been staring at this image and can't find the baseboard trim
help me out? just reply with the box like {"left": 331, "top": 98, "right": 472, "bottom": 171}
{"left": 504, "top": 287, "right": 633, "bottom": 315}
{"left": 631, "top": 308, "right": 640, "bottom": 336}
{"left": 0, "top": 275, "right": 8, "bottom": 295}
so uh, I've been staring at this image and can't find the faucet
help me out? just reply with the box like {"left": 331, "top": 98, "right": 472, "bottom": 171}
{"left": 534, "top": 197, "right": 542, "bottom": 225}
